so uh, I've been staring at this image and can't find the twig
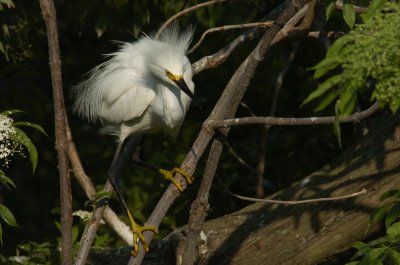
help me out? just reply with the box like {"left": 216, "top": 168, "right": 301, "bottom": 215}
{"left": 188, "top": 21, "right": 274, "bottom": 53}
{"left": 38, "top": 1, "right": 72, "bottom": 264}
{"left": 155, "top": 0, "right": 228, "bottom": 39}
{"left": 128, "top": 1, "right": 315, "bottom": 264}
{"left": 221, "top": 178, "right": 368, "bottom": 204}
{"left": 66, "top": 123, "right": 133, "bottom": 245}
{"left": 191, "top": 1, "right": 291, "bottom": 75}
{"left": 208, "top": 102, "right": 379, "bottom": 129}
{"left": 308, "top": 31, "right": 344, "bottom": 39}
{"left": 221, "top": 137, "right": 257, "bottom": 174}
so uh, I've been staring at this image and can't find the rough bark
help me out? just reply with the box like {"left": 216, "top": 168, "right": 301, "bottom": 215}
{"left": 88, "top": 113, "right": 400, "bottom": 265}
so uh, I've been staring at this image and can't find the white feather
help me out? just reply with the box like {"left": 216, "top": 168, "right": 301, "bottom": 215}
{"left": 72, "top": 25, "right": 195, "bottom": 142}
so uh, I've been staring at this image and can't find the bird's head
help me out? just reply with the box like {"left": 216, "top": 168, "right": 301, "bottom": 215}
{"left": 146, "top": 25, "right": 200, "bottom": 106}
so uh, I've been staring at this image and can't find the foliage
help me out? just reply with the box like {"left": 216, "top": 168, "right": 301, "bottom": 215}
{"left": 346, "top": 190, "right": 400, "bottom": 264}
{"left": 304, "top": 0, "right": 400, "bottom": 115}
{"left": 0, "top": 110, "right": 45, "bottom": 245}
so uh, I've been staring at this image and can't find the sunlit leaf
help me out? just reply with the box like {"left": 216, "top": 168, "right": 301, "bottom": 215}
{"left": 385, "top": 202, "right": 400, "bottom": 228}
{"left": 0, "top": 204, "right": 18, "bottom": 227}
{"left": 337, "top": 87, "right": 357, "bottom": 116}
{"left": 361, "top": 0, "right": 386, "bottom": 21}
{"left": 326, "top": 36, "right": 353, "bottom": 58}
{"left": 302, "top": 75, "right": 341, "bottom": 106}
{"left": 387, "top": 222, "right": 400, "bottom": 239}
{"left": 14, "top": 121, "right": 47, "bottom": 136}
{"left": 359, "top": 247, "right": 386, "bottom": 265}
{"left": 315, "top": 89, "right": 340, "bottom": 112}
{"left": 12, "top": 127, "right": 38, "bottom": 173}
{"left": 326, "top": 0, "right": 336, "bottom": 20}
{"left": 311, "top": 58, "right": 340, "bottom": 78}
{"left": 1, "top": 109, "right": 23, "bottom": 116}
{"left": 343, "top": 3, "right": 356, "bottom": 28}
{"left": 388, "top": 249, "right": 400, "bottom": 264}
{"left": 370, "top": 203, "right": 391, "bottom": 223}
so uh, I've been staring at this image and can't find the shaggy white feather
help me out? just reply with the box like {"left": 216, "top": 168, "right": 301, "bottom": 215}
{"left": 72, "top": 25, "right": 195, "bottom": 142}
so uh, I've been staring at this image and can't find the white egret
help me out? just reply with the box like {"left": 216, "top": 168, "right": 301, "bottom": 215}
{"left": 72, "top": 25, "right": 197, "bottom": 256}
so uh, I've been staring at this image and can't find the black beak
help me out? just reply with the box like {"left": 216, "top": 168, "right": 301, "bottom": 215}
{"left": 174, "top": 78, "right": 201, "bottom": 108}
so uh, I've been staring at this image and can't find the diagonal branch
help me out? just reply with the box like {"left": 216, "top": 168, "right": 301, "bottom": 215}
{"left": 38, "top": 1, "right": 72, "bottom": 264}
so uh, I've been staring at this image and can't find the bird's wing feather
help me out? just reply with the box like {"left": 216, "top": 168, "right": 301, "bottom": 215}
{"left": 98, "top": 68, "right": 156, "bottom": 123}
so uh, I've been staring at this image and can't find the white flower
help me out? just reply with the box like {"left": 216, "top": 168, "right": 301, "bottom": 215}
{"left": 0, "top": 114, "right": 19, "bottom": 166}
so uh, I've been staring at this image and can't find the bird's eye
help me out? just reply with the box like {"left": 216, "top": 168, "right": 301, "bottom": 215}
{"left": 165, "top": 70, "right": 173, "bottom": 79}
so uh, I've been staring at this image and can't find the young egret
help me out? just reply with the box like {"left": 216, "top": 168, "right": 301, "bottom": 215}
{"left": 72, "top": 26, "right": 197, "bottom": 256}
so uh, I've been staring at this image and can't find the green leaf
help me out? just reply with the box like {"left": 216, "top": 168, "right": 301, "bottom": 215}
{"left": 326, "top": 36, "right": 353, "bottom": 58}
{"left": 389, "top": 249, "right": 400, "bottom": 264}
{"left": 326, "top": 1, "right": 336, "bottom": 20}
{"left": 370, "top": 203, "right": 391, "bottom": 224}
{"left": 0, "top": 204, "right": 18, "bottom": 227}
{"left": 311, "top": 58, "right": 340, "bottom": 78}
{"left": 385, "top": 202, "right": 400, "bottom": 228}
{"left": 14, "top": 121, "right": 47, "bottom": 136}
{"left": 0, "top": 170, "right": 16, "bottom": 190}
{"left": 359, "top": 247, "right": 386, "bottom": 265}
{"left": 12, "top": 127, "right": 38, "bottom": 173}
{"left": 314, "top": 89, "right": 340, "bottom": 112}
{"left": 72, "top": 226, "right": 79, "bottom": 244}
{"left": 343, "top": 3, "right": 356, "bottom": 29}
{"left": 387, "top": 222, "right": 400, "bottom": 239}
{"left": 361, "top": 0, "right": 386, "bottom": 22}
{"left": 302, "top": 75, "right": 342, "bottom": 106}
{"left": 0, "top": 109, "right": 23, "bottom": 116}
{"left": 337, "top": 87, "right": 356, "bottom": 116}
{"left": 380, "top": 190, "right": 400, "bottom": 201}
{"left": 334, "top": 117, "right": 342, "bottom": 148}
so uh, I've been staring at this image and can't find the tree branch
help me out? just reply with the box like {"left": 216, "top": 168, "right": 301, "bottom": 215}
{"left": 66, "top": 123, "right": 133, "bottom": 245}
{"left": 155, "top": 0, "right": 228, "bottom": 39}
{"left": 38, "top": 0, "right": 72, "bottom": 264}
{"left": 188, "top": 21, "right": 274, "bottom": 53}
{"left": 208, "top": 102, "right": 379, "bottom": 129}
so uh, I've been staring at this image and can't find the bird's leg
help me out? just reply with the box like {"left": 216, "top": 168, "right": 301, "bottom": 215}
{"left": 108, "top": 136, "right": 158, "bottom": 256}
{"left": 131, "top": 151, "right": 193, "bottom": 192}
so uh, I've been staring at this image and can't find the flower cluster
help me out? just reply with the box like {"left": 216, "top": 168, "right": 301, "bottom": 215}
{"left": 0, "top": 114, "right": 20, "bottom": 166}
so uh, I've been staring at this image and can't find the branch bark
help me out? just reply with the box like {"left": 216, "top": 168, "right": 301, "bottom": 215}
{"left": 38, "top": 1, "right": 72, "bottom": 264}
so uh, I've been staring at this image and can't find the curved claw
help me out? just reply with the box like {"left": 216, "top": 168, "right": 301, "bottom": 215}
{"left": 158, "top": 167, "right": 193, "bottom": 191}
{"left": 126, "top": 210, "right": 159, "bottom": 256}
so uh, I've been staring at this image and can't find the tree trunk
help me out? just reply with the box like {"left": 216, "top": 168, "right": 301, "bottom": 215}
{"left": 88, "top": 113, "right": 400, "bottom": 265}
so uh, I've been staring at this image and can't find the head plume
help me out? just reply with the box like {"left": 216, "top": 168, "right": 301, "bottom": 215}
{"left": 156, "top": 23, "right": 194, "bottom": 54}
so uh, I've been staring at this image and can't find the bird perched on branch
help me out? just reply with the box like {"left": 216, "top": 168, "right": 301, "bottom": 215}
{"left": 72, "top": 25, "right": 197, "bottom": 256}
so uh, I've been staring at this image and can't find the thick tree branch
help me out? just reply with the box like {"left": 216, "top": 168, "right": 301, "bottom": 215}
{"left": 38, "top": 0, "right": 72, "bottom": 264}
{"left": 128, "top": 1, "right": 316, "bottom": 264}
{"left": 208, "top": 102, "right": 379, "bottom": 129}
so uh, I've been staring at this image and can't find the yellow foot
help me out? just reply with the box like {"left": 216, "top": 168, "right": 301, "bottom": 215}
{"left": 127, "top": 210, "right": 159, "bottom": 256}
{"left": 158, "top": 167, "right": 193, "bottom": 191}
